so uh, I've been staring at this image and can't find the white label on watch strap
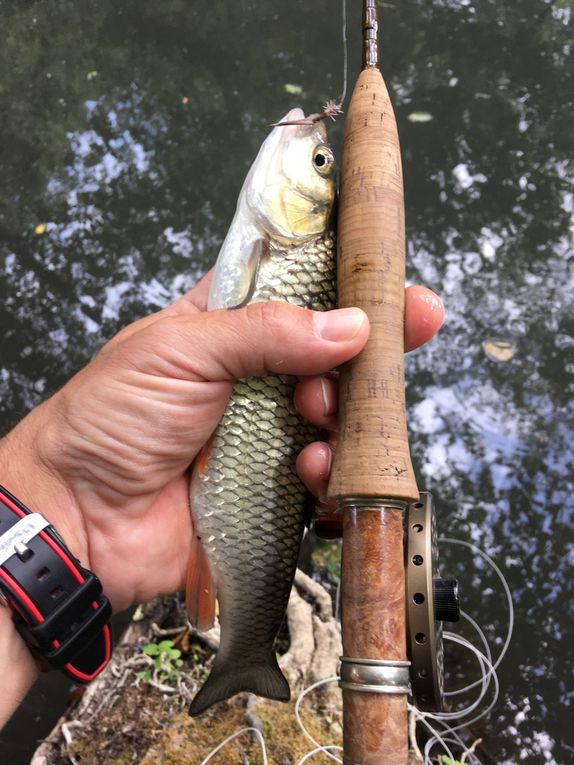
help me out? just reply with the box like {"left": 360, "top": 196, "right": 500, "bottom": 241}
{"left": 0, "top": 513, "right": 51, "bottom": 566}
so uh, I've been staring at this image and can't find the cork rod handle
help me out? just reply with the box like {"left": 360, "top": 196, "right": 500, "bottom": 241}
{"left": 328, "top": 67, "right": 418, "bottom": 504}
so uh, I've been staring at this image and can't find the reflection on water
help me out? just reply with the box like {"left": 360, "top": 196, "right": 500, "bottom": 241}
{"left": 1, "top": 1, "right": 572, "bottom": 763}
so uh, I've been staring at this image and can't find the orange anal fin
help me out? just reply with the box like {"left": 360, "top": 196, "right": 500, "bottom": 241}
{"left": 195, "top": 440, "right": 212, "bottom": 476}
{"left": 186, "top": 443, "right": 216, "bottom": 632}
{"left": 187, "top": 438, "right": 217, "bottom": 631}
{"left": 185, "top": 531, "right": 217, "bottom": 632}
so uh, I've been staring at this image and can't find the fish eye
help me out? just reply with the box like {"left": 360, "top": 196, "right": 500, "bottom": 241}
{"left": 313, "top": 146, "right": 334, "bottom": 177}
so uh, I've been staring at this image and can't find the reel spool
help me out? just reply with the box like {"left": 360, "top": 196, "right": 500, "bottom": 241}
{"left": 406, "top": 492, "right": 460, "bottom": 711}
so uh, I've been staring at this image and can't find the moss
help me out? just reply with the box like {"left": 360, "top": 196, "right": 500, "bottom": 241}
{"left": 64, "top": 685, "right": 166, "bottom": 764}
{"left": 65, "top": 687, "right": 341, "bottom": 764}
{"left": 140, "top": 695, "right": 341, "bottom": 764}
{"left": 139, "top": 703, "right": 248, "bottom": 764}
{"left": 311, "top": 540, "right": 342, "bottom": 584}
{"left": 44, "top": 594, "right": 343, "bottom": 764}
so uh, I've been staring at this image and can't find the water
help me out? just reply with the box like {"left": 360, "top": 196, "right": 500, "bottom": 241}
{"left": 0, "top": 0, "right": 572, "bottom": 762}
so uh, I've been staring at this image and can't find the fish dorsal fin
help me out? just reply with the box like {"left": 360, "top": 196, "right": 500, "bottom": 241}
{"left": 208, "top": 230, "right": 268, "bottom": 310}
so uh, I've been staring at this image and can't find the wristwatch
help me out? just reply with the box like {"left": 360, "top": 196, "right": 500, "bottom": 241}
{"left": 0, "top": 484, "right": 112, "bottom": 682}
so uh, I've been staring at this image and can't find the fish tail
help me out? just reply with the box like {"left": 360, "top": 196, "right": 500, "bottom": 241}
{"left": 188, "top": 650, "right": 290, "bottom": 716}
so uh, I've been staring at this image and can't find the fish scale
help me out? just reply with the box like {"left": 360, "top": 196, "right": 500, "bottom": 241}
{"left": 188, "top": 231, "right": 336, "bottom": 715}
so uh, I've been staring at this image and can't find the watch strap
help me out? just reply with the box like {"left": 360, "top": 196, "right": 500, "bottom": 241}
{"left": 0, "top": 484, "right": 112, "bottom": 682}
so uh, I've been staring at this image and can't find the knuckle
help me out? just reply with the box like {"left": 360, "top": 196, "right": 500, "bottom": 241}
{"left": 244, "top": 300, "right": 284, "bottom": 328}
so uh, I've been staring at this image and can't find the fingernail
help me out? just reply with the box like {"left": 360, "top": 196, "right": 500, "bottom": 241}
{"left": 314, "top": 308, "right": 366, "bottom": 341}
{"left": 320, "top": 376, "right": 337, "bottom": 416}
{"left": 317, "top": 443, "right": 334, "bottom": 480}
{"left": 419, "top": 291, "right": 445, "bottom": 315}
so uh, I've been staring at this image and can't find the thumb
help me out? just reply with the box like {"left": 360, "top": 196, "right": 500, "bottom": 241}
{"left": 144, "top": 301, "right": 370, "bottom": 382}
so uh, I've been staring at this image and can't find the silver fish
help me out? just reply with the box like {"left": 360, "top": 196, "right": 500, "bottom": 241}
{"left": 186, "top": 109, "right": 337, "bottom": 716}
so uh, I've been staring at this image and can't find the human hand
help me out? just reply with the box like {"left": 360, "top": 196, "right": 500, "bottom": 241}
{"left": 1, "top": 275, "right": 443, "bottom": 614}
{"left": 295, "top": 284, "right": 444, "bottom": 528}
{"left": 0, "top": 273, "right": 442, "bottom": 726}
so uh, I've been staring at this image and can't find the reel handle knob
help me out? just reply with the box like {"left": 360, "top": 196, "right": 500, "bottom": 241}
{"left": 433, "top": 578, "right": 460, "bottom": 623}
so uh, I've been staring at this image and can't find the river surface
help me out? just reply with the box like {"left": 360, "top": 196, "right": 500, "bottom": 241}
{"left": 0, "top": 1, "right": 572, "bottom": 763}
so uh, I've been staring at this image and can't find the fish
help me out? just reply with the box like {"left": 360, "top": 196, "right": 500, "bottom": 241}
{"left": 186, "top": 108, "right": 337, "bottom": 716}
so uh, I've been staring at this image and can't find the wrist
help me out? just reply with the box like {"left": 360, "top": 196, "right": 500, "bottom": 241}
{"left": 0, "top": 400, "right": 90, "bottom": 572}
{"left": 0, "top": 474, "right": 113, "bottom": 685}
{"left": 0, "top": 397, "right": 150, "bottom": 612}
{"left": 0, "top": 606, "right": 39, "bottom": 728}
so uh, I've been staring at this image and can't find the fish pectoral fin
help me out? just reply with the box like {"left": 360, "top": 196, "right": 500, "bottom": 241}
{"left": 210, "top": 235, "right": 268, "bottom": 309}
{"left": 188, "top": 650, "right": 290, "bottom": 716}
{"left": 227, "top": 237, "right": 267, "bottom": 309}
{"left": 185, "top": 531, "right": 217, "bottom": 632}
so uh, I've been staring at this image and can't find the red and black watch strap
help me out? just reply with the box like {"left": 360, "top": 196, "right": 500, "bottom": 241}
{"left": 0, "top": 484, "right": 112, "bottom": 682}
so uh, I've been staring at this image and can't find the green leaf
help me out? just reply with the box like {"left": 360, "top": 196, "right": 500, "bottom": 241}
{"left": 407, "top": 111, "right": 434, "bottom": 123}
{"left": 284, "top": 82, "right": 303, "bottom": 95}
{"left": 143, "top": 643, "right": 160, "bottom": 656}
{"left": 482, "top": 339, "right": 516, "bottom": 362}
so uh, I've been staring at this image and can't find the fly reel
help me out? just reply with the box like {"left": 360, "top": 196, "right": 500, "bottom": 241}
{"left": 406, "top": 492, "right": 460, "bottom": 711}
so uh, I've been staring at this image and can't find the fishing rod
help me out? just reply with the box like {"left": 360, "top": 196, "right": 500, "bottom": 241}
{"left": 327, "top": 2, "right": 459, "bottom": 762}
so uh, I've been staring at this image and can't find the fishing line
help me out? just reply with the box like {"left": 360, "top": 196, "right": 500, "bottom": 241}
{"left": 412, "top": 701, "right": 479, "bottom": 765}
{"left": 444, "top": 609, "right": 493, "bottom": 697}
{"left": 335, "top": 574, "right": 342, "bottom": 623}
{"left": 434, "top": 633, "right": 497, "bottom": 722}
{"left": 411, "top": 709, "right": 458, "bottom": 764}
{"left": 420, "top": 711, "right": 488, "bottom": 759}
{"left": 339, "top": 0, "right": 349, "bottom": 108}
{"left": 405, "top": 535, "right": 513, "bottom": 763}
{"left": 199, "top": 678, "right": 344, "bottom": 764}
{"left": 425, "top": 734, "right": 481, "bottom": 765}
{"left": 297, "top": 745, "right": 344, "bottom": 765}
{"left": 412, "top": 636, "right": 499, "bottom": 764}
{"left": 198, "top": 537, "right": 510, "bottom": 763}
{"left": 412, "top": 641, "right": 489, "bottom": 765}
{"left": 443, "top": 635, "right": 500, "bottom": 731}
{"left": 273, "top": 0, "right": 347, "bottom": 126}
{"left": 440, "top": 537, "right": 515, "bottom": 674}
{"left": 427, "top": 733, "right": 480, "bottom": 765}
{"left": 295, "top": 676, "right": 343, "bottom": 764}
{"left": 198, "top": 726, "right": 268, "bottom": 765}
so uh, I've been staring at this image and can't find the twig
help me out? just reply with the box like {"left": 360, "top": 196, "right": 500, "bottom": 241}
{"left": 461, "top": 738, "right": 483, "bottom": 763}
{"left": 176, "top": 675, "right": 196, "bottom": 703}
{"left": 147, "top": 676, "right": 180, "bottom": 694}
{"left": 61, "top": 721, "right": 83, "bottom": 746}
{"left": 150, "top": 622, "right": 189, "bottom": 639}
{"left": 188, "top": 619, "right": 221, "bottom": 651}
{"left": 408, "top": 708, "right": 423, "bottom": 763}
